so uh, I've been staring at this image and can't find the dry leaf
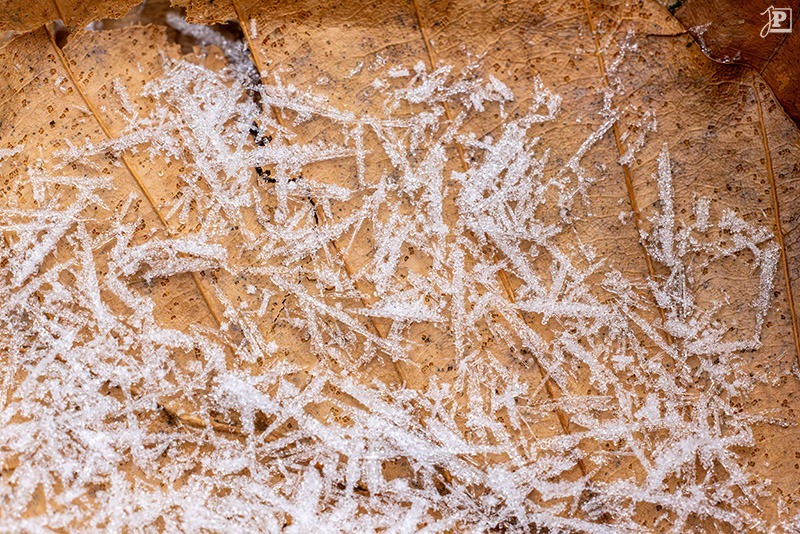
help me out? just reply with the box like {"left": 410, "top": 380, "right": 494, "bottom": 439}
{"left": 670, "top": 0, "right": 800, "bottom": 124}
{"left": 0, "top": 0, "right": 141, "bottom": 33}
{"left": 0, "top": 0, "right": 799, "bottom": 531}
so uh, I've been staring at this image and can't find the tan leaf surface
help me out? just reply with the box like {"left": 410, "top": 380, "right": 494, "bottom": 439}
{"left": 0, "top": 0, "right": 141, "bottom": 32}
{"left": 670, "top": 0, "right": 800, "bottom": 124}
{"left": 1, "top": 0, "right": 799, "bottom": 531}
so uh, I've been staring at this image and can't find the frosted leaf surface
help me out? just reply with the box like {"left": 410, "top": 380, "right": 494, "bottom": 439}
{"left": 0, "top": 14, "right": 797, "bottom": 533}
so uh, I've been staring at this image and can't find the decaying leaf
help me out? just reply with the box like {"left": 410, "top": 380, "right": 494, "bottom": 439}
{"left": 0, "top": 0, "right": 799, "bottom": 531}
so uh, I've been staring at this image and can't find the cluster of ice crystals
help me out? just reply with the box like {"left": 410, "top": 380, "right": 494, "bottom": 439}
{"left": 0, "top": 31, "right": 788, "bottom": 532}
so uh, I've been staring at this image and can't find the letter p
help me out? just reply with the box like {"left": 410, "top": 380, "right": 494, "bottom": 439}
{"left": 773, "top": 9, "right": 788, "bottom": 28}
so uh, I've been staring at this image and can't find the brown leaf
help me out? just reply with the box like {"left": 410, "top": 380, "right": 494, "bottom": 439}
{"left": 1, "top": 0, "right": 799, "bottom": 529}
{"left": 0, "top": 0, "right": 141, "bottom": 33}
{"left": 671, "top": 0, "right": 800, "bottom": 124}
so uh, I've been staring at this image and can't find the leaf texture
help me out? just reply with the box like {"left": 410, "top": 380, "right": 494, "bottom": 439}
{"left": 0, "top": 0, "right": 799, "bottom": 531}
